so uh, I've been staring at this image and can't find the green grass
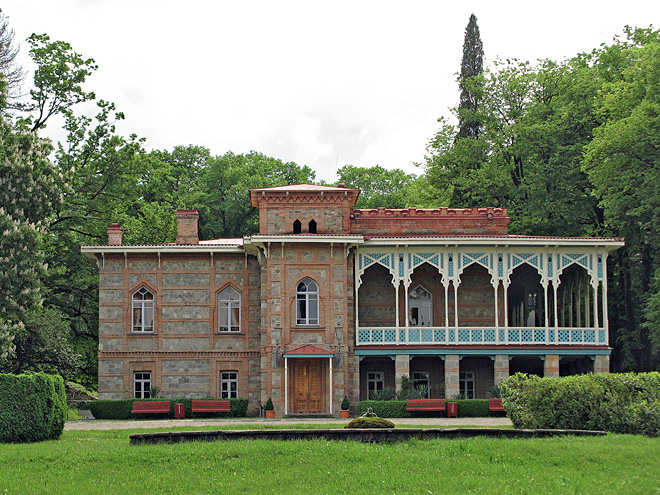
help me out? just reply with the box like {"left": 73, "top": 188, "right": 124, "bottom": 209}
{"left": 0, "top": 429, "right": 658, "bottom": 494}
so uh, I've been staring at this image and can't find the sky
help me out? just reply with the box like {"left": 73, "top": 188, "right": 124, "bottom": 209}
{"left": 2, "top": 1, "right": 657, "bottom": 183}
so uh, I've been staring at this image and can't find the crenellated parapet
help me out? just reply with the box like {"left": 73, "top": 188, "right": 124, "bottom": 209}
{"left": 351, "top": 207, "right": 510, "bottom": 236}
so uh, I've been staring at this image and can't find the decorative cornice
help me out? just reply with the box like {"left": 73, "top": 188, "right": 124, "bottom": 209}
{"left": 99, "top": 350, "right": 260, "bottom": 358}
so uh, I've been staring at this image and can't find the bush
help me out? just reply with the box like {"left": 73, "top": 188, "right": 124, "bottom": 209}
{"left": 345, "top": 417, "right": 395, "bottom": 428}
{"left": 341, "top": 396, "right": 350, "bottom": 410}
{"left": 265, "top": 398, "right": 274, "bottom": 411}
{"left": 88, "top": 398, "right": 249, "bottom": 420}
{"left": 0, "top": 372, "right": 67, "bottom": 443}
{"left": 500, "top": 372, "right": 660, "bottom": 436}
{"left": 358, "top": 400, "right": 409, "bottom": 418}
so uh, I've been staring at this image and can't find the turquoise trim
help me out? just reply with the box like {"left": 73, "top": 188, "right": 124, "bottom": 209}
{"left": 354, "top": 348, "right": 611, "bottom": 357}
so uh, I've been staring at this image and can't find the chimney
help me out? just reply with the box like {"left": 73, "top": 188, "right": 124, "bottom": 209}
{"left": 107, "top": 223, "right": 123, "bottom": 246}
{"left": 176, "top": 209, "right": 199, "bottom": 245}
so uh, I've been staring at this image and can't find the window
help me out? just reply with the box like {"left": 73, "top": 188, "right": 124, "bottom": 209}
{"left": 409, "top": 285, "right": 432, "bottom": 327}
{"left": 412, "top": 371, "right": 430, "bottom": 398}
{"left": 459, "top": 371, "right": 475, "bottom": 399}
{"left": 296, "top": 278, "right": 319, "bottom": 325}
{"left": 367, "top": 372, "right": 384, "bottom": 398}
{"left": 218, "top": 287, "right": 241, "bottom": 332}
{"left": 293, "top": 219, "right": 302, "bottom": 234}
{"left": 134, "top": 371, "right": 151, "bottom": 398}
{"left": 308, "top": 219, "right": 317, "bottom": 233}
{"left": 132, "top": 287, "right": 154, "bottom": 332}
{"left": 221, "top": 371, "right": 238, "bottom": 399}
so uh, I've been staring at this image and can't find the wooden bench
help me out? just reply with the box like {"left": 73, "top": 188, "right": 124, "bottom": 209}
{"left": 406, "top": 399, "right": 446, "bottom": 413}
{"left": 192, "top": 400, "right": 231, "bottom": 413}
{"left": 131, "top": 401, "right": 171, "bottom": 415}
{"left": 489, "top": 398, "right": 505, "bottom": 412}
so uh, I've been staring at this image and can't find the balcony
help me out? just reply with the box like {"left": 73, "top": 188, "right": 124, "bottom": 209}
{"left": 356, "top": 326, "right": 608, "bottom": 346}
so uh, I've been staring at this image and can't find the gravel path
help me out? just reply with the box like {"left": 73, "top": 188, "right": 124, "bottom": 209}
{"left": 66, "top": 416, "right": 512, "bottom": 431}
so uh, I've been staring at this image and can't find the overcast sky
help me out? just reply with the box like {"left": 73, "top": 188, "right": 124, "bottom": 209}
{"left": 2, "top": 1, "right": 657, "bottom": 182}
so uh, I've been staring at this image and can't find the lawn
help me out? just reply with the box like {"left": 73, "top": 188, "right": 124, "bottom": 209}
{"left": 0, "top": 427, "right": 658, "bottom": 494}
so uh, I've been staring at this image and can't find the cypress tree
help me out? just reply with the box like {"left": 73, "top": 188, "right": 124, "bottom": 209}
{"left": 457, "top": 14, "right": 484, "bottom": 139}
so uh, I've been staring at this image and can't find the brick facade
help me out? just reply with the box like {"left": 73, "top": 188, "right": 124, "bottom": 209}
{"left": 84, "top": 183, "right": 622, "bottom": 415}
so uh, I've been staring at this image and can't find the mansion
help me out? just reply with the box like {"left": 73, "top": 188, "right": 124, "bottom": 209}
{"left": 82, "top": 184, "right": 623, "bottom": 416}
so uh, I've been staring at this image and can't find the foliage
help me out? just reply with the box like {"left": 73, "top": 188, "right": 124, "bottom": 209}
{"left": 452, "top": 399, "right": 491, "bottom": 418}
{"left": 500, "top": 372, "right": 660, "bottom": 436}
{"left": 368, "top": 387, "right": 395, "bottom": 401}
{"left": 335, "top": 165, "right": 418, "bottom": 209}
{"left": 0, "top": 372, "right": 66, "bottom": 442}
{"left": 341, "top": 396, "right": 350, "bottom": 410}
{"left": 264, "top": 397, "right": 274, "bottom": 411}
{"left": 457, "top": 13, "right": 484, "bottom": 139}
{"left": 358, "top": 400, "right": 409, "bottom": 418}
{"left": 345, "top": 417, "right": 395, "bottom": 429}
{"left": 0, "top": 9, "right": 27, "bottom": 111}
{"left": 26, "top": 33, "right": 97, "bottom": 131}
{"left": 487, "top": 385, "right": 501, "bottom": 398}
{"left": 87, "top": 398, "right": 249, "bottom": 420}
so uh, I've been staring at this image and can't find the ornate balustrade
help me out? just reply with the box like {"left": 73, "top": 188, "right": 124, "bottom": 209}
{"left": 356, "top": 326, "right": 608, "bottom": 346}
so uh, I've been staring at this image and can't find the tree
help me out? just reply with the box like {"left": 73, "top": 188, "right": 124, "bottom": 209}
{"left": 457, "top": 14, "right": 484, "bottom": 139}
{"left": 335, "top": 165, "right": 418, "bottom": 209}
{"left": 0, "top": 9, "right": 27, "bottom": 111}
{"left": 26, "top": 34, "right": 97, "bottom": 132}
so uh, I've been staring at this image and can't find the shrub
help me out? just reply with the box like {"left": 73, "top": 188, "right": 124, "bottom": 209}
{"left": 0, "top": 372, "right": 67, "bottom": 443}
{"left": 265, "top": 398, "right": 274, "bottom": 411}
{"left": 358, "top": 400, "right": 409, "bottom": 418}
{"left": 88, "top": 398, "right": 248, "bottom": 420}
{"left": 341, "top": 396, "right": 350, "bottom": 410}
{"left": 345, "top": 417, "right": 395, "bottom": 429}
{"left": 454, "top": 399, "right": 490, "bottom": 417}
{"left": 500, "top": 372, "right": 660, "bottom": 436}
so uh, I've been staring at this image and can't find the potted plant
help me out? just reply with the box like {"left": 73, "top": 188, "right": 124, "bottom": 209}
{"left": 264, "top": 398, "right": 275, "bottom": 418}
{"left": 340, "top": 396, "right": 350, "bottom": 418}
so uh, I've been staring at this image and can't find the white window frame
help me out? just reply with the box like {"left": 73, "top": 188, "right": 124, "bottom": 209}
{"left": 220, "top": 371, "right": 238, "bottom": 399}
{"left": 367, "top": 371, "right": 384, "bottom": 397}
{"left": 459, "top": 371, "right": 475, "bottom": 399}
{"left": 132, "top": 287, "right": 154, "bottom": 332}
{"left": 296, "top": 278, "right": 319, "bottom": 325}
{"left": 409, "top": 285, "right": 433, "bottom": 327}
{"left": 134, "top": 371, "right": 151, "bottom": 398}
{"left": 218, "top": 286, "right": 241, "bottom": 332}
{"left": 412, "top": 371, "right": 430, "bottom": 398}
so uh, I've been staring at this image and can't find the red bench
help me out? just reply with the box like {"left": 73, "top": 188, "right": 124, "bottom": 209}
{"left": 192, "top": 400, "right": 231, "bottom": 413}
{"left": 489, "top": 398, "right": 505, "bottom": 412}
{"left": 406, "top": 399, "right": 446, "bottom": 413}
{"left": 131, "top": 401, "right": 171, "bottom": 415}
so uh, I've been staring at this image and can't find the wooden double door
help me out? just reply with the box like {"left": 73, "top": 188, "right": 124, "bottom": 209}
{"left": 292, "top": 359, "right": 326, "bottom": 414}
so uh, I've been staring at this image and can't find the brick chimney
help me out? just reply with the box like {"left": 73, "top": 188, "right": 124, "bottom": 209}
{"left": 176, "top": 209, "right": 199, "bottom": 244}
{"left": 107, "top": 223, "right": 123, "bottom": 246}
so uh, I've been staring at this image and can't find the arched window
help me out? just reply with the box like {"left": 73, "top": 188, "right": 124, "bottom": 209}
{"left": 218, "top": 287, "right": 241, "bottom": 332}
{"left": 409, "top": 285, "right": 433, "bottom": 327}
{"left": 308, "top": 219, "right": 317, "bottom": 233}
{"left": 296, "top": 278, "right": 319, "bottom": 325}
{"left": 293, "top": 219, "right": 302, "bottom": 234}
{"left": 132, "top": 287, "right": 154, "bottom": 332}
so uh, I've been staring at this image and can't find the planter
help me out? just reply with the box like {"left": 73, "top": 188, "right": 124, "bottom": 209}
{"left": 265, "top": 410, "right": 275, "bottom": 418}
{"left": 340, "top": 409, "right": 350, "bottom": 418}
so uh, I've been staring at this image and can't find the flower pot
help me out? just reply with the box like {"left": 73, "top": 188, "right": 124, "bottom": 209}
{"left": 265, "top": 409, "right": 275, "bottom": 418}
{"left": 340, "top": 409, "right": 350, "bottom": 419}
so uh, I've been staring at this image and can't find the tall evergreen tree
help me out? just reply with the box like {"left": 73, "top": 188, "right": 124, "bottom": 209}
{"left": 457, "top": 14, "right": 484, "bottom": 139}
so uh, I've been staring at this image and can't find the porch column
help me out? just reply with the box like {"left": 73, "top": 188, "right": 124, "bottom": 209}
{"left": 494, "top": 355, "right": 509, "bottom": 386}
{"left": 284, "top": 357, "right": 289, "bottom": 415}
{"left": 543, "top": 354, "right": 560, "bottom": 378}
{"left": 444, "top": 354, "right": 460, "bottom": 399}
{"left": 594, "top": 354, "right": 610, "bottom": 374}
{"left": 395, "top": 354, "right": 410, "bottom": 389}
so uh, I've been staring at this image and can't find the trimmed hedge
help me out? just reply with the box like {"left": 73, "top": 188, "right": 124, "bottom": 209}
{"left": 500, "top": 372, "right": 660, "bottom": 436}
{"left": 358, "top": 400, "right": 409, "bottom": 418}
{"left": 87, "top": 398, "right": 249, "bottom": 420}
{"left": 358, "top": 399, "right": 492, "bottom": 418}
{"left": 0, "top": 372, "right": 67, "bottom": 443}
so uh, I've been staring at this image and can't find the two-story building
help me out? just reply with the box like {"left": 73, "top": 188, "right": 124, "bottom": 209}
{"left": 82, "top": 184, "right": 623, "bottom": 416}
